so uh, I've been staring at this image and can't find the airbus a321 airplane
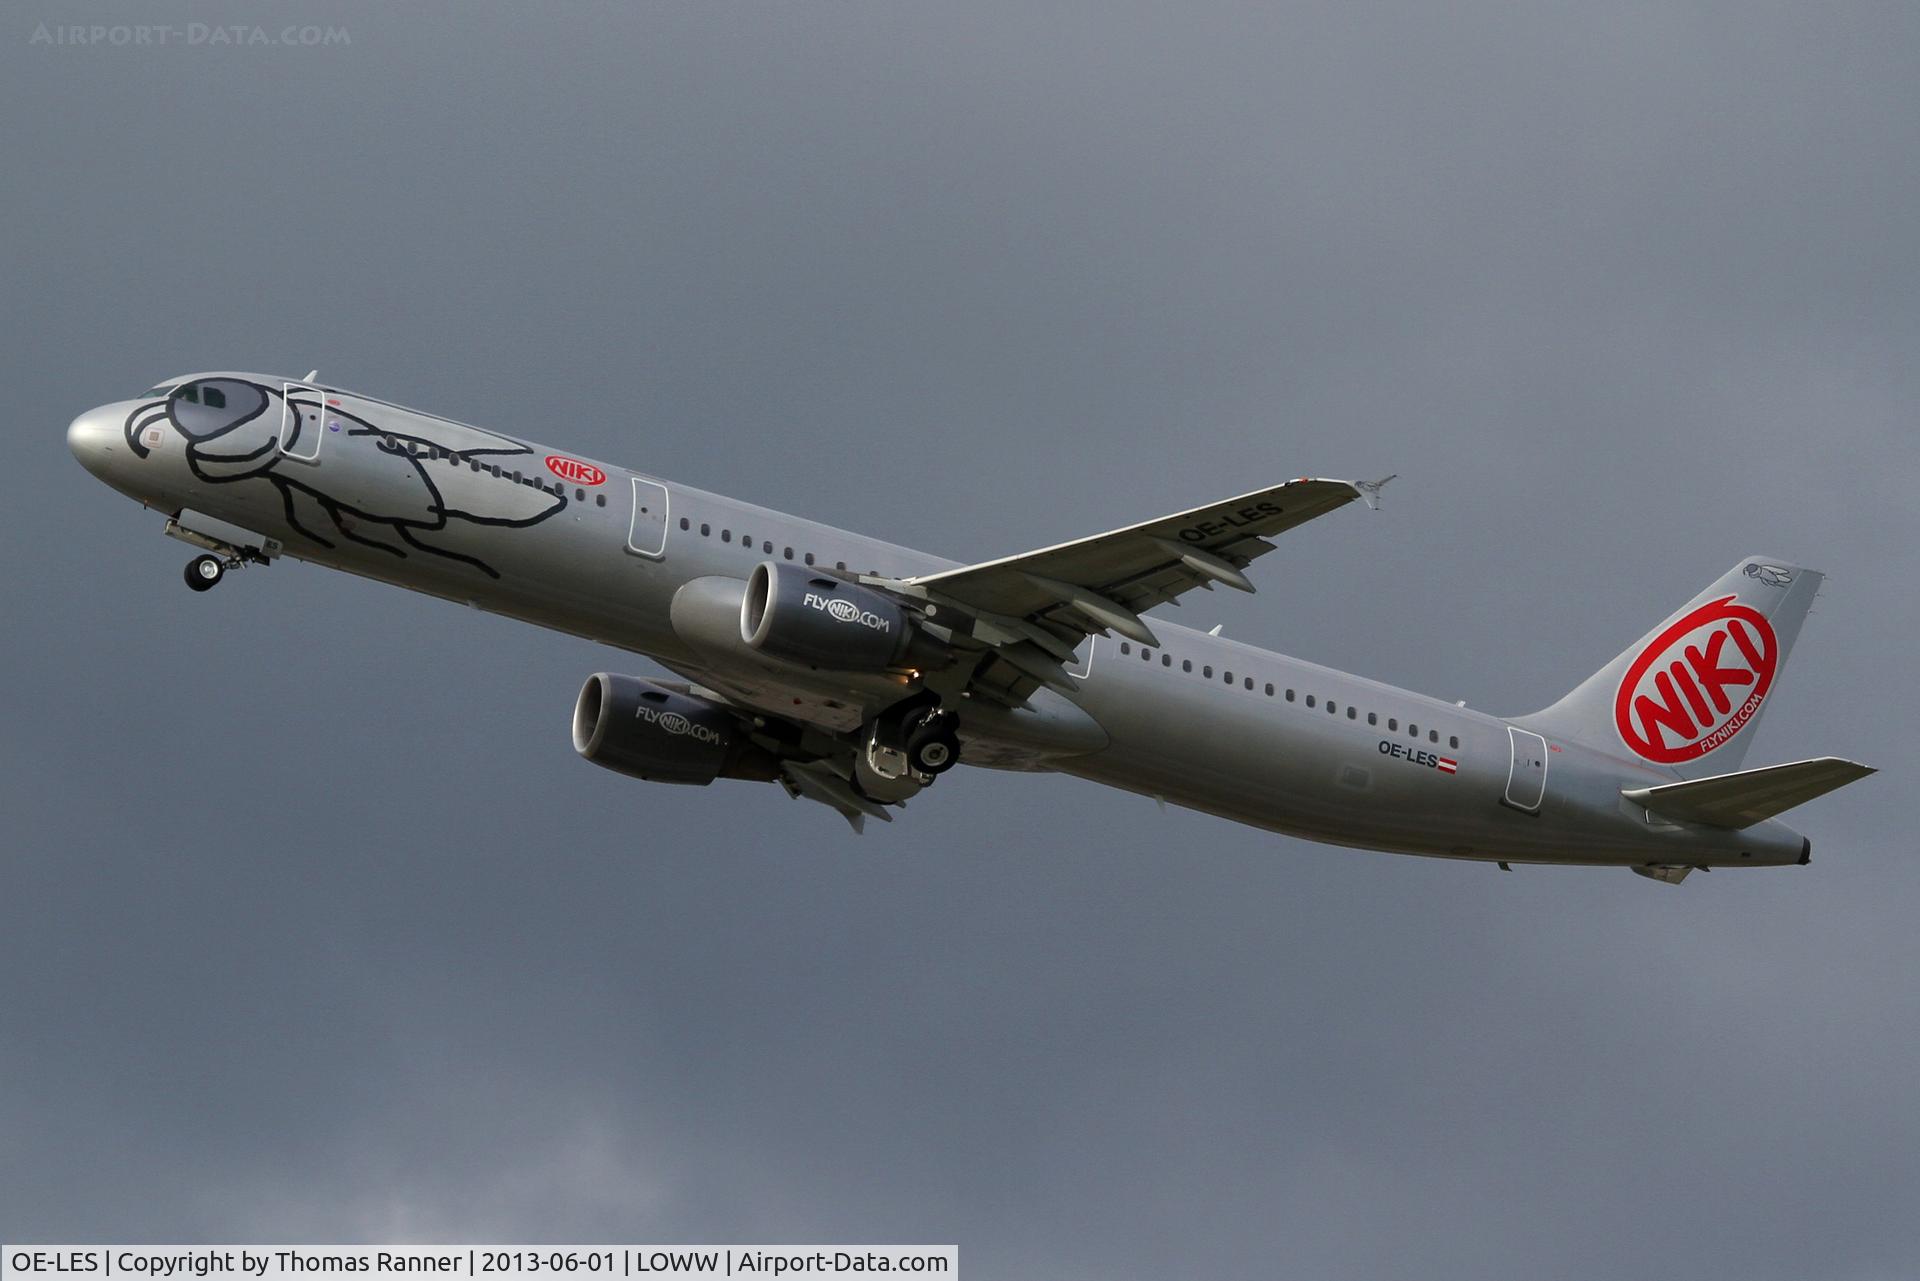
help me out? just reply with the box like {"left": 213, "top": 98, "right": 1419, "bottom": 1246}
{"left": 68, "top": 372, "right": 1873, "bottom": 883}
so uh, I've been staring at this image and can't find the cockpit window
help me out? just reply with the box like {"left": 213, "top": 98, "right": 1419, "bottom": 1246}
{"left": 142, "top": 382, "right": 179, "bottom": 397}
{"left": 167, "top": 378, "right": 268, "bottom": 439}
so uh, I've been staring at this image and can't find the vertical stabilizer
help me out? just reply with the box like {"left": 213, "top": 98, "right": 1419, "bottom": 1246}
{"left": 1519, "top": 558, "right": 1822, "bottom": 777}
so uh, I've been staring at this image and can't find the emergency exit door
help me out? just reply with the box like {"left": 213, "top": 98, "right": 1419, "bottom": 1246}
{"left": 626, "top": 477, "right": 669, "bottom": 559}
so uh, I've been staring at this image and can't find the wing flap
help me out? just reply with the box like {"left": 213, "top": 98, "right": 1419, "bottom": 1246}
{"left": 874, "top": 475, "right": 1385, "bottom": 707}
{"left": 1623, "top": 756, "right": 1875, "bottom": 829}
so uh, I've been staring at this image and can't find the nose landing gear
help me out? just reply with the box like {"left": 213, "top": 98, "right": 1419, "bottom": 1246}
{"left": 165, "top": 513, "right": 279, "bottom": 593}
{"left": 184, "top": 553, "right": 230, "bottom": 592}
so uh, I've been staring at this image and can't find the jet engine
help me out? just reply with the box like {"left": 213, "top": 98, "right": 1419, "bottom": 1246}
{"left": 740, "top": 560, "right": 914, "bottom": 669}
{"left": 572, "top": 674, "right": 778, "bottom": 785}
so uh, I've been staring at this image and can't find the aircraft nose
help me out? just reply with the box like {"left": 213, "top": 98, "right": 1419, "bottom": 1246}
{"left": 67, "top": 404, "right": 119, "bottom": 477}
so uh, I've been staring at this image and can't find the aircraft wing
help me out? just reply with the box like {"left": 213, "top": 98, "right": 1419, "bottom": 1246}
{"left": 883, "top": 476, "right": 1389, "bottom": 701}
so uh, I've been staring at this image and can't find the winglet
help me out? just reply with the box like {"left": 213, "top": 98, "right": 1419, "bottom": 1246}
{"left": 1352, "top": 474, "right": 1397, "bottom": 511}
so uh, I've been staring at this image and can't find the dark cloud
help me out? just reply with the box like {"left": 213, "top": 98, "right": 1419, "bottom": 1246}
{"left": 4, "top": 2, "right": 1916, "bottom": 1277}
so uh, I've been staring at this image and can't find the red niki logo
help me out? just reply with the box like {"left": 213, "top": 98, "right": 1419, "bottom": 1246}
{"left": 545, "top": 455, "right": 606, "bottom": 486}
{"left": 1613, "top": 596, "right": 1778, "bottom": 764}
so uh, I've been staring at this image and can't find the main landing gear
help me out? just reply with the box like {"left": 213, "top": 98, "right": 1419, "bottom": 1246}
{"left": 864, "top": 693, "right": 962, "bottom": 783}
{"left": 905, "top": 712, "right": 961, "bottom": 776}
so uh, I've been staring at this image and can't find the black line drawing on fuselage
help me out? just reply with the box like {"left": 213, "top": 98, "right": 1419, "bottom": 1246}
{"left": 123, "top": 378, "right": 566, "bottom": 578}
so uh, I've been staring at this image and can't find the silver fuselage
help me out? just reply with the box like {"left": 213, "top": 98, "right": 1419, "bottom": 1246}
{"left": 67, "top": 374, "right": 1810, "bottom": 871}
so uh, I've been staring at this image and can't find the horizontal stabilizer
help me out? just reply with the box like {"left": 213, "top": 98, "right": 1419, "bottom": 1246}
{"left": 1623, "top": 757, "right": 1875, "bottom": 829}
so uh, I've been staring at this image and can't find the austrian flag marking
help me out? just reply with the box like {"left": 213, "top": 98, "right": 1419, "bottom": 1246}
{"left": 1437, "top": 757, "right": 1458, "bottom": 774}
{"left": 1613, "top": 595, "right": 1778, "bottom": 764}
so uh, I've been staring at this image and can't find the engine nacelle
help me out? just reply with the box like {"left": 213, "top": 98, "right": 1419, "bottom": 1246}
{"left": 740, "top": 560, "right": 913, "bottom": 670}
{"left": 571, "top": 673, "right": 777, "bottom": 785}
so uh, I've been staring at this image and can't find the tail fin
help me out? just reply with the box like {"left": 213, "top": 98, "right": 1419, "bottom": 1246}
{"left": 1520, "top": 557, "right": 1823, "bottom": 777}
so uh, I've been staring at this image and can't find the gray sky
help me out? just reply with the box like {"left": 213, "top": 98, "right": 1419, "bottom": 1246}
{"left": 4, "top": 2, "right": 1916, "bottom": 1277}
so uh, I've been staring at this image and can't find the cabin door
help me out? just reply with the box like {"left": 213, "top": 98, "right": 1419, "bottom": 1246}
{"left": 279, "top": 383, "right": 325, "bottom": 460}
{"left": 1503, "top": 727, "right": 1548, "bottom": 813}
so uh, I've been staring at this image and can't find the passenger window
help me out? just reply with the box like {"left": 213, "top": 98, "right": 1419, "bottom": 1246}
{"left": 1203, "top": 666, "right": 1213, "bottom": 678}
{"left": 804, "top": 552, "right": 815, "bottom": 565}
{"left": 764, "top": 540, "right": 774, "bottom": 553}
{"left": 1224, "top": 670, "right": 1233, "bottom": 684}
{"left": 577, "top": 488, "right": 587, "bottom": 501}
{"left": 701, "top": 524, "right": 711, "bottom": 536}
{"left": 836, "top": 561, "right": 847, "bottom": 571}
{"left": 1408, "top": 724, "right": 1419, "bottom": 738}
{"left": 1328, "top": 701, "right": 1337, "bottom": 714}
{"left": 1182, "top": 660, "right": 1192, "bottom": 673}
{"left": 1306, "top": 695, "right": 1315, "bottom": 708}
{"left": 1264, "top": 683, "right": 1274, "bottom": 696}
{"left": 595, "top": 494, "right": 606, "bottom": 507}
{"left": 203, "top": 386, "right": 226, "bottom": 409}
{"left": 1388, "top": 718, "right": 1397, "bottom": 731}
{"left": 1286, "top": 689, "right": 1295, "bottom": 702}
{"left": 1245, "top": 677, "right": 1254, "bottom": 690}
{"left": 1449, "top": 736, "right": 1460, "bottom": 749}
{"left": 784, "top": 547, "right": 794, "bottom": 560}
{"left": 1347, "top": 707, "right": 1357, "bottom": 719}
{"left": 1430, "top": 730, "right": 1439, "bottom": 743}
{"left": 1142, "top": 647, "right": 1152, "bottom": 661}
{"left": 1121, "top": 643, "right": 1132, "bottom": 655}
{"left": 1162, "top": 654, "right": 1172, "bottom": 667}
{"left": 680, "top": 518, "right": 690, "bottom": 530}
{"left": 722, "top": 530, "right": 732, "bottom": 542}
{"left": 1368, "top": 712, "right": 1377, "bottom": 726}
